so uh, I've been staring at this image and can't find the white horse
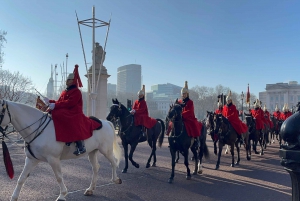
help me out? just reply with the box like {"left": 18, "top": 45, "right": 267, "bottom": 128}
{"left": 0, "top": 100, "right": 122, "bottom": 201}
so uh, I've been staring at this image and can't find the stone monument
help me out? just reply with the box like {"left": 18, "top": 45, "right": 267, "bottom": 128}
{"left": 85, "top": 42, "right": 110, "bottom": 119}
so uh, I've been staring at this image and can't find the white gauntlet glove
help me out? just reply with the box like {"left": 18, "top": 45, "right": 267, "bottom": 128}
{"left": 130, "top": 109, "right": 136, "bottom": 114}
{"left": 43, "top": 97, "right": 50, "bottom": 104}
{"left": 49, "top": 103, "right": 55, "bottom": 110}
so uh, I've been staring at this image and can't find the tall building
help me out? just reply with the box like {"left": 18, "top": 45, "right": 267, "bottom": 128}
{"left": 117, "top": 64, "right": 141, "bottom": 96}
{"left": 259, "top": 81, "right": 300, "bottom": 112}
{"left": 107, "top": 83, "right": 117, "bottom": 96}
{"left": 46, "top": 66, "right": 54, "bottom": 99}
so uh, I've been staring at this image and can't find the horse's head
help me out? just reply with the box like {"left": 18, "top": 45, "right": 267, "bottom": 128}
{"left": 106, "top": 98, "right": 126, "bottom": 122}
{"left": 167, "top": 99, "right": 184, "bottom": 121}
{"left": 205, "top": 111, "right": 214, "bottom": 129}
{"left": 0, "top": 99, "right": 12, "bottom": 128}
{"left": 213, "top": 113, "right": 223, "bottom": 134}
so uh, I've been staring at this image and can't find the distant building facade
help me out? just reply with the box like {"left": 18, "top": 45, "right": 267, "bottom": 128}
{"left": 107, "top": 83, "right": 116, "bottom": 96}
{"left": 146, "top": 83, "right": 181, "bottom": 117}
{"left": 259, "top": 81, "right": 300, "bottom": 112}
{"left": 46, "top": 69, "right": 54, "bottom": 99}
{"left": 117, "top": 64, "right": 141, "bottom": 96}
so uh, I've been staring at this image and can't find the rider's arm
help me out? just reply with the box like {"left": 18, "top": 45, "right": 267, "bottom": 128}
{"left": 54, "top": 89, "right": 82, "bottom": 109}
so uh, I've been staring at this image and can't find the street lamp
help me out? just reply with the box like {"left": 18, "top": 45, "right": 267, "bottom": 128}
{"left": 241, "top": 91, "right": 244, "bottom": 120}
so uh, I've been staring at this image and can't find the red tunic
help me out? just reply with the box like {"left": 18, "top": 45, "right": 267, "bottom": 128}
{"left": 215, "top": 108, "right": 223, "bottom": 114}
{"left": 178, "top": 99, "right": 200, "bottom": 137}
{"left": 250, "top": 108, "right": 264, "bottom": 130}
{"left": 280, "top": 112, "right": 292, "bottom": 121}
{"left": 222, "top": 103, "right": 248, "bottom": 135}
{"left": 50, "top": 86, "right": 101, "bottom": 142}
{"left": 273, "top": 111, "right": 281, "bottom": 120}
{"left": 132, "top": 98, "right": 157, "bottom": 129}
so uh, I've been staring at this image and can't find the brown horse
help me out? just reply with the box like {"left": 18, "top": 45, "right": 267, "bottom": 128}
{"left": 106, "top": 99, "right": 165, "bottom": 173}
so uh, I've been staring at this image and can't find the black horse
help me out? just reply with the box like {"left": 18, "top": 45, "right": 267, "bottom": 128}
{"left": 206, "top": 111, "right": 218, "bottom": 155}
{"left": 166, "top": 99, "right": 209, "bottom": 183}
{"left": 269, "top": 114, "right": 277, "bottom": 144}
{"left": 244, "top": 113, "right": 264, "bottom": 155}
{"left": 213, "top": 113, "right": 250, "bottom": 170}
{"left": 106, "top": 99, "right": 165, "bottom": 173}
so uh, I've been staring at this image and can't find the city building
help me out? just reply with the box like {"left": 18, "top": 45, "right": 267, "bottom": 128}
{"left": 146, "top": 83, "right": 181, "bottom": 117}
{"left": 46, "top": 68, "right": 54, "bottom": 99}
{"left": 117, "top": 64, "right": 141, "bottom": 96}
{"left": 259, "top": 81, "right": 300, "bottom": 112}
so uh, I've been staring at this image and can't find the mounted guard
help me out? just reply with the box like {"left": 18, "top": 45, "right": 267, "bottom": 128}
{"left": 178, "top": 81, "right": 202, "bottom": 148}
{"left": 130, "top": 85, "right": 157, "bottom": 139}
{"left": 43, "top": 64, "right": 102, "bottom": 155}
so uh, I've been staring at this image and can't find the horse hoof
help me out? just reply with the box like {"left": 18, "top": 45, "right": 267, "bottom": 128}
{"left": 215, "top": 165, "right": 219, "bottom": 170}
{"left": 192, "top": 171, "right": 197, "bottom": 175}
{"left": 168, "top": 178, "right": 173, "bottom": 183}
{"left": 230, "top": 164, "right": 234, "bottom": 167}
{"left": 151, "top": 163, "right": 156, "bottom": 167}
{"left": 122, "top": 169, "right": 127, "bottom": 173}
{"left": 146, "top": 163, "right": 150, "bottom": 168}
{"left": 186, "top": 175, "right": 191, "bottom": 180}
{"left": 190, "top": 157, "right": 195, "bottom": 161}
{"left": 255, "top": 151, "right": 259, "bottom": 155}
{"left": 114, "top": 178, "right": 122, "bottom": 184}
{"left": 247, "top": 156, "right": 251, "bottom": 161}
{"left": 84, "top": 190, "right": 93, "bottom": 196}
{"left": 134, "top": 164, "right": 140, "bottom": 168}
{"left": 175, "top": 160, "right": 179, "bottom": 163}
{"left": 198, "top": 170, "right": 203, "bottom": 174}
{"left": 260, "top": 152, "right": 264, "bottom": 156}
{"left": 235, "top": 162, "right": 240, "bottom": 165}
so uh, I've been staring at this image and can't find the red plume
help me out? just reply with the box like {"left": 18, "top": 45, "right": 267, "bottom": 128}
{"left": 2, "top": 140, "right": 14, "bottom": 179}
{"left": 72, "top": 64, "right": 83, "bottom": 88}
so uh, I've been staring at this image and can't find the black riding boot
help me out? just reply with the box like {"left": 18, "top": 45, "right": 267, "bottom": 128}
{"left": 73, "top": 141, "right": 86, "bottom": 156}
{"left": 194, "top": 137, "right": 200, "bottom": 148}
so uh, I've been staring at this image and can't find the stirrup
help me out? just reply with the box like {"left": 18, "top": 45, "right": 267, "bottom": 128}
{"left": 73, "top": 148, "right": 86, "bottom": 156}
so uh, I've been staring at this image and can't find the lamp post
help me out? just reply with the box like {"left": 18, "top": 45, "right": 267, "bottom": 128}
{"left": 241, "top": 91, "right": 244, "bottom": 120}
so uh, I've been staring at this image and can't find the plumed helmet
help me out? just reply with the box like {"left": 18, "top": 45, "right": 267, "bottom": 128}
{"left": 285, "top": 103, "right": 289, "bottom": 112}
{"left": 217, "top": 98, "right": 223, "bottom": 107}
{"left": 275, "top": 104, "right": 279, "bottom": 111}
{"left": 226, "top": 91, "right": 232, "bottom": 102}
{"left": 137, "top": 85, "right": 145, "bottom": 96}
{"left": 181, "top": 81, "right": 189, "bottom": 95}
{"left": 263, "top": 104, "right": 267, "bottom": 112}
{"left": 254, "top": 99, "right": 260, "bottom": 108}
{"left": 67, "top": 73, "right": 74, "bottom": 80}
{"left": 282, "top": 104, "right": 286, "bottom": 112}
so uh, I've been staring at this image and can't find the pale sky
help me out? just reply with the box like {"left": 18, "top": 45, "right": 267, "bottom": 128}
{"left": 1, "top": 0, "right": 300, "bottom": 97}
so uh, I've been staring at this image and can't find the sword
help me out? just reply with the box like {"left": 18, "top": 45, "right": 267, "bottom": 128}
{"left": 34, "top": 88, "right": 46, "bottom": 99}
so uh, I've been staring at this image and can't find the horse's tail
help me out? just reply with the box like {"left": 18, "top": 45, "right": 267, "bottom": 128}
{"left": 108, "top": 121, "right": 122, "bottom": 166}
{"left": 156, "top": 119, "right": 165, "bottom": 148}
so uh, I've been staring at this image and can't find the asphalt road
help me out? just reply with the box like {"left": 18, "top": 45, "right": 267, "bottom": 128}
{"left": 0, "top": 134, "right": 291, "bottom": 201}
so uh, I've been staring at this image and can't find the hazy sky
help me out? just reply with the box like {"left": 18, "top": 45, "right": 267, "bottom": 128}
{"left": 1, "top": 0, "right": 300, "bottom": 97}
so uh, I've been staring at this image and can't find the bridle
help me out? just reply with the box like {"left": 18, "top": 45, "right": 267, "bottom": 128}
{"left": 110, "top": 104, "right": 133, "bottom": 135}
{"left": 0, "top": 100, "right": 12, "bottom": 137}
{"left": 0, "top": 100, "right": 52, "bottom": 160}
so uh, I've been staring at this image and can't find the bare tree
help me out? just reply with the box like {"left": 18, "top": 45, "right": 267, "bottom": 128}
{"left": 0, "top": 30, "right": 7, "bottom": 68}
{"left": 0, "top": 69, "right": 35, "bottom": 105}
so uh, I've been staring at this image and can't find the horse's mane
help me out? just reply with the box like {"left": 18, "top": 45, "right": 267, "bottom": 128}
{"left": 7, "top": 100, "right": 44, "bottom": 115}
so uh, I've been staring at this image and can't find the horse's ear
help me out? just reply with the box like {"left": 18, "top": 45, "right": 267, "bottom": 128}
{"left": 112, "top": 98, "right": 115, "bottom": 104}
{"left": 175, "top": 98, "right": 178, "bottom": 103}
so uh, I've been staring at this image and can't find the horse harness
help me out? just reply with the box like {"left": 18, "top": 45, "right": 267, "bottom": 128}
{"left": 0, "top": 100, "right": 52, "bottom": 160}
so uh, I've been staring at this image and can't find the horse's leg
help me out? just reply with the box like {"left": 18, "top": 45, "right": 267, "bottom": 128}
{"left": 259, "top": 133, "right": 264, "bottom": 155}
{"left": 215, "top": 141, "right": 223, "bottom": 170}
{"left": 146, "top": 138, "right": 156, "bottom": 168}
{"left": 246, "top": 135, "right": 251, "bottom": 161}
{"left": 213, "top": 141, "right": 217, "bottom": 155}
{"left": 235, "top": 140, "right": 240, "bottom": 165}
{"left": 225, "top": 145, "right": 229, "bottom": 154}
{"left": 102, "top": 148, "right": 122, "bottom": 184}
{"left": 190, "top": 146, "right": 198, "bottom": 175}
{"left": 183, "top": 149, "right": 191, "bottom": 180}
{"left": 168, "top": 148, "right": 176, "bottom": 183}
{"left": 122, "top": 141, "right": 129, "bottom": 173}
{"left": 175, "top": 150, "right": 180, "bottom": 163}
{"left": 47, "top": 157, "right": 68, "bottom": 201}
{"left": 197, "top": 139, "right": 204, "bottom": 174}
{"left": 11, "top": 157, "right": 39, "bottom": 201}
{"left": 128, "top": 143, "right": 139, "bottom": 168}
{"left": 84, "top": 150, "right": 99, "bottom": 196}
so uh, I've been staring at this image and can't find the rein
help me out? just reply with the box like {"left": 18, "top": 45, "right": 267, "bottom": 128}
{"left": 167, "top": 107, "right": 184, "bottom": 138}
{"left": 0, "top": 100, "right": 52, "bottom": 160}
